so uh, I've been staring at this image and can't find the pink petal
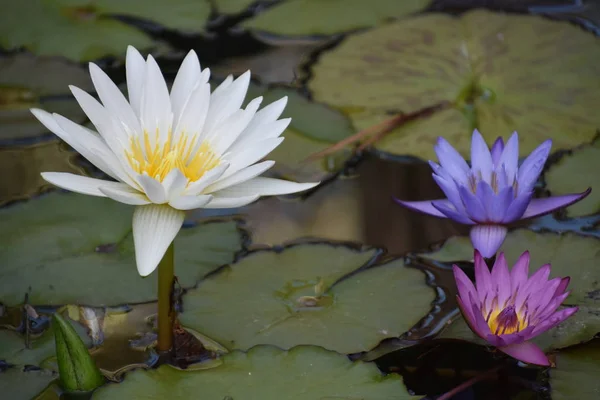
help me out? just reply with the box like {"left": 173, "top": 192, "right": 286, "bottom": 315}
{"left": 474, "top": 251, "right": 493, "bottom": 309}
{"left": 531, "top": 307, "right": 579, "bottom": 337}
{"left": 453, "top": 265, "right": 478, "bottom": 311}
{"left": 521, "top": 189, "right": 592, "bottom": 219}
{"left": 470, "top": 225, "right": 508, "bottom": 258}
{"left": 510, "top": 251, "right": 530, "bottom": 293}
{"left": 554, "top": 277, "right": 570, "bottom": 296}
{"left": 491, "top": 253, "right": 512, "bottom": 307}
{"left": 469, "top": 292, "right": 493, "bottom": 338}
{"left": 499, "top": 341, "right": 550, "bottom": 366}
{"left": 393, "top": 198, "right": 448, "bottom": 218}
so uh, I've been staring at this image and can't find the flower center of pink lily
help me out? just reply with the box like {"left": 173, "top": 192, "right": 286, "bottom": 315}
{"left": 487, "top": 305, "right": 527, "bottom": 335}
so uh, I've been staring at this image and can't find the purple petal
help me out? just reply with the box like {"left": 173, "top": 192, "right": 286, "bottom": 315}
{"left": 489, "top": 328, "right": 532, "bottom": 347}
{"left": 516, "top": 139, "right": 552, "bottom": 195}
{"left": 458, "top": 186, "right": 488, "bottom": 222}
{"left": 453, "top": 265, "right": 478, "bottom": 310}
{"left": 432, "top": 200, "right": 475, "bottom": 224}
{"left": 515, "top": 264, "right": 551, "bottom": 311}
{"left": 530, "top": 307, "right": 578, "bottom": 337}
{"left": 432, "top": 173, "right": 465, "bottom": 212}
{"left": 534, "top": 291, "right": 571, "bottom": 323}
{"left": 510, "top": 251, "right": 530, "bottom": 294}
{"left": 478, "top": 181, "right": 513, "bottom": 223}
{"left": 554, "top": 277, "right": 570, "bottom": 296}
{"left": 456, "top": 295, "right": 482, "bottom": 338}
{"left": 470, "top": 225, "right": 508, "bottom": 258}
{"left": 521, "top": 189, "right": 592, "bottom": 219}
{"left": 498, "top": 132, "right": 519, "bottom": 184}
{"left": 490, "top": 137, "right": 504, "bottom": 166}
{"left": 502, "top": 191, "right": 533, "bottom": 223}
{"left": 434, "top": 137, "right": 470, "bottom": 186}
{"left": 471, "top": 129, "right": 493, "bottom": 182}
{"left": 469, "top": 292, "right": 492, "bottom": 338}
{"left": 474, "top": 251, "right": 493, "bottom": 308}
{"left": 394, "top": 198, "right": 448, "bottom": 218}
{"left": 527, "top": 278, "right": 561, "bottom": 318}
{"left": 499, "top": 341, "right": 550, "bottom": 366}
{"left": 491, "top": 253, "right": 512, "bottom": 307}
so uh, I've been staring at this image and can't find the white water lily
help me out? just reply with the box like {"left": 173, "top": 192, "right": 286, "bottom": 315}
{"left": 31, "top": 46, "right": 319, "bottom": 277}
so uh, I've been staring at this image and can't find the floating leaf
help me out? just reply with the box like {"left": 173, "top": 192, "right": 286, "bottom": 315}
{"left": 309, "top": 10, "right": 600, "bottom": 160}
{"left": 93, "top": 345, "right": 413, "bottom": 399}
{"left": 241, "top": 0, "right": 429, "bottom": 36}
{"left": 0, "top": 193, "right": 245, "bottom": 306}
{"left": 180, "top": 243, "right": 435, "bottom": 354}
{"left": 214, "top": 0, "right": 256, "bottom": 15}
{"left": 0, "top": 0, "right": 211, "bottom": 61}
{"left": 0, "top": 141, "right": 85, "bottom": 205}
{"left": 544, "top": 141, "right": 600, "bottom": 217}
{"left": 424, "top": 229, "right": 600, "bottom": 350}
{"left": 0, "top": 367, "right": 56, "bottom": 400}
{"left": 0, "top": 54, "right": 93, "bottom": 142}
{"left": 550, "top": 340, "right": 600, "bottom": 400}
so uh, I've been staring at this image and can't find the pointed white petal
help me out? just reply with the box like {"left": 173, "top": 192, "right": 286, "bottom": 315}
{"left": 221, "top": 137, "right": 283, "bottom": 179}
{"left": 209, "top": 97, "right": 262, "bottom": 155}
{"left": 99, "top": 184, "right": 150, "bottom": 205}
{"left": 137, "top": 174, "right": 167, "bottom": 204}
{"left": 204, "top": 194, "right": 260, "bottom": 209}
{"left": 227, "top": 119, "right": 290, "bottom": 154}
{"left": 41, "top": 172, "right": 114, "bottom": 197}
{"left": 203, "top": 71, "right": 250, "bottom": 134}
{"left": 162, "top": 169, "right": 189, "bottom": 200}
{"left": 184, "top": 163, "right": 229, "bottom": 196}
{"left": 173, "top": 81, "right": 210, "bottom": 141}
{"left": 126, "top": 46, "right": 146, "bottom": 117}
{"left": 169, "top": 194, "right": 212, "bottom": 210}
{"left": 171, "top": 50, "right": 201, "bottom": 125}
{"left": 132, "top": 205, "right": 184, "bottom": 276}
{"left": 89, "top": 63, "right": 141, "bottom": 135}
{"left": 205, "top": 160, "right": 275, "bottom": 193}
{"left": 212, "top": 177, "right": 318, "bottom": 197}
{"left": 141, "top": 55, "right": 172, "bottom": 146}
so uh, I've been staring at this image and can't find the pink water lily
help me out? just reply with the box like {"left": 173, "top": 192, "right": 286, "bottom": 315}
{"left": 453, "top": 251, "right": 578, "bottom": 366}
{"left": 396, "top": 130, "right": 590, "bottom": 257}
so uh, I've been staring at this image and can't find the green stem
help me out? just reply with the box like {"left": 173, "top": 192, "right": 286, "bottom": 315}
{"left": 157, "top": 242, "right": 175, "bottom": 353}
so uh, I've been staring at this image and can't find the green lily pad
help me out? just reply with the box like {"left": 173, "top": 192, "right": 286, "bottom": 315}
{"left": 180, "top": 243, "right": 436, "bottom": 354}
{"left": 0, "top": 54, "right": 93, "bottom": 142}
{"left": 244, "top": 83, "right": 355, "bottom": 182}
{"left": 0, "top": 316, "right": 91, "bottom": 367}
{"left": 0, "top": 141, "right": 85, "bottom": 205}
{"left": 309, "top": 10, "right": 600, "bottom": 160}
{"left": 544, "top": 141, "right": 600, "bottom": 217}
{"left": 241, "top": 0, "right": 429, "bottom": 36}
{"left": 0, "top": 192, "right": 245, "bottom": 306}
{"left": 0, "top": 367, "right": 56, "bottom": 400}
{"left": 424, "top": 230, "right": 600, "bottom": 350}
{"left": 93, "top": 345, "right": 413, "bottom": 399}
{"left": 0, "top": 0, "right": 211, "bottom": 61}
{"left": 214, "top": 0, "right": 256, "bottom": 15}
{"left": 550, "top": 340, "right": 600, "bottom": 400}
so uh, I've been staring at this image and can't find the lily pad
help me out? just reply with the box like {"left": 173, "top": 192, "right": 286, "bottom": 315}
{"left": 0, "top": 54, "right": 93, "bottom": 142}
{"left": 0, "top": 141, "right": 85, "bottom": 205}
{"left": 0, "top": 367, "right": 56, "bottom": 400}
{"left": 550, "top": 340, "right": 600, "bottom": 400}
{"left": 241, "top": 0, "right": 429, "bottom": 36}
{"left": 93, "top": 345, "right": 413, "bottom": 399}
{"left": 214, "top": 0, "right": 257, "bottom": 15}
{"left": 180, "top": 243, "right": 436, "bottom": 354}
{"left": 544, "top": 141, "right": 600, "bottom": 217}
{"left": 0, "top": 192, "right": 245, "bottom": 306}
{"left": 309, "top": 10, "right": 600, "bottom": 160}
{"left": 0, "top": 0, "right": 211, "bottom": 61}
{"left": 424, "top": 230, "right": 600, "bottom": 350}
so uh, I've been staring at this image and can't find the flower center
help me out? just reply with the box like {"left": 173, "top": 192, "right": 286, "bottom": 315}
{"left": 125, "top": 130, "right": 220, "bottom": 183}
{"left": 486, "top": 305, "right": 527, "bottom": 335}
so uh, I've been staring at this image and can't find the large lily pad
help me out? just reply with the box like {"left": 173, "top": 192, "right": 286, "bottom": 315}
{"left": 0, "top": 141, "right": 85, "bottom": 205}
{"left": 309, "top": 10, "right": 600, "bottom": 160}
{"left": 241, "top": 0, "right": 429, "bottom": 36}
{"left": 180, "top": 243, "right": 436, "bottom": 354}
{"left": 93, "top": 345, "right": 413, "bottom": 399}
{"left": 0, "top": 193, "right": 245, "bottom": 306}
{"left": 214, "top": 0, "right": 256, "bottom": 15}
{"left": 550, "top": 340, "right": 600, "bottom": 400}
{"left": 424, "top": 230, "right": 600, "bottom": 350}
{"left": 0, "top": 367, "right": 56, "bottom": 400}
{"left": 544, "top": 141, "right": 600, "bottom": 217}
{"left": 0, "top": 54, "right": 93, "bottom": 142}
{"left": 0, "top": 0, "right": 211, "bottom": 61}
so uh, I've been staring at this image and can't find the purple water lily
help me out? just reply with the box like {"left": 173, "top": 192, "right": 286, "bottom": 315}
{"left": 395, "top": 130, "right": 590, "bottom": 257}
{"left": 453, "top": 251, "right": 577, "bottom": 366}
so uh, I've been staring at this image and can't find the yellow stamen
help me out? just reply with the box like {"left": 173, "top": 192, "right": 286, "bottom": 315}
{"left": 486, "top": 305, "right": 528, "bottom": 335}
{"left": 125, "top": 130, "right": 220, "bottom": 183}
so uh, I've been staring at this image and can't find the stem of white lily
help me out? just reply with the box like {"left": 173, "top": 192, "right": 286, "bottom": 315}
{"left": 157, "top": 242, "right": 175, "bottom": 353}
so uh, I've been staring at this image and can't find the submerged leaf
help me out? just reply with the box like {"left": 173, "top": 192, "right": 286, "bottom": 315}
{"left": 550, "top": 340, "right": 600, "bottom": 400}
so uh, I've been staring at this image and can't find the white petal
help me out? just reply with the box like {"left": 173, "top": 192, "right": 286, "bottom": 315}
{"left": 126, "top": 46, "right": 146, "bottom": 118}
{"left": 209, "top": 97, "right": 262, "bottom": 155}
{"left": 141, "top": 55, "right": 172, "bottom": 146}
{"left": 162, "top": 169, "right": 188, "bottom": 200}
{"left": 227, "top": 119, "right": 290, "bottom": 154}
{"left": 203, "top": 71, "right": 250, "bottom": 134}
{"left": 132, "top": 205, "right": 184, "bottom": 276}
{"left": 170, "top": 50, "right": 201, "bottom": 125}
{"left": 184, "top": 163, "right": 229, "bottom": 196}
{"left": 212, "top": 177, "right": 318, "bottom": 197}
{"left": 137, "top": 174, "right": 167, "bottom": 204}
{"left": 99, "top": 184, "right": 150, "bottom": 205}
{"left": 169, "top": 194, "right": 212, "bottom": 210}
{"left": 227, "top": 97, "right": 288, "bottom": 151}
{"left": 205, "top": 160, "right": 275, "bottom": 193}
{"left": 173, "top": 81, "right": 210, "bottom": 141}
{"left": 204, "top": 194, "right": 260, "bottom": 209}
{"left": 221, "top": 137, "right": 283, "bottom": 179}
{"left": 41, "top": 172, "right": 118, "bottom": 197}
{"left": 89, "top": 63, "right": 141, "bottom": 135}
